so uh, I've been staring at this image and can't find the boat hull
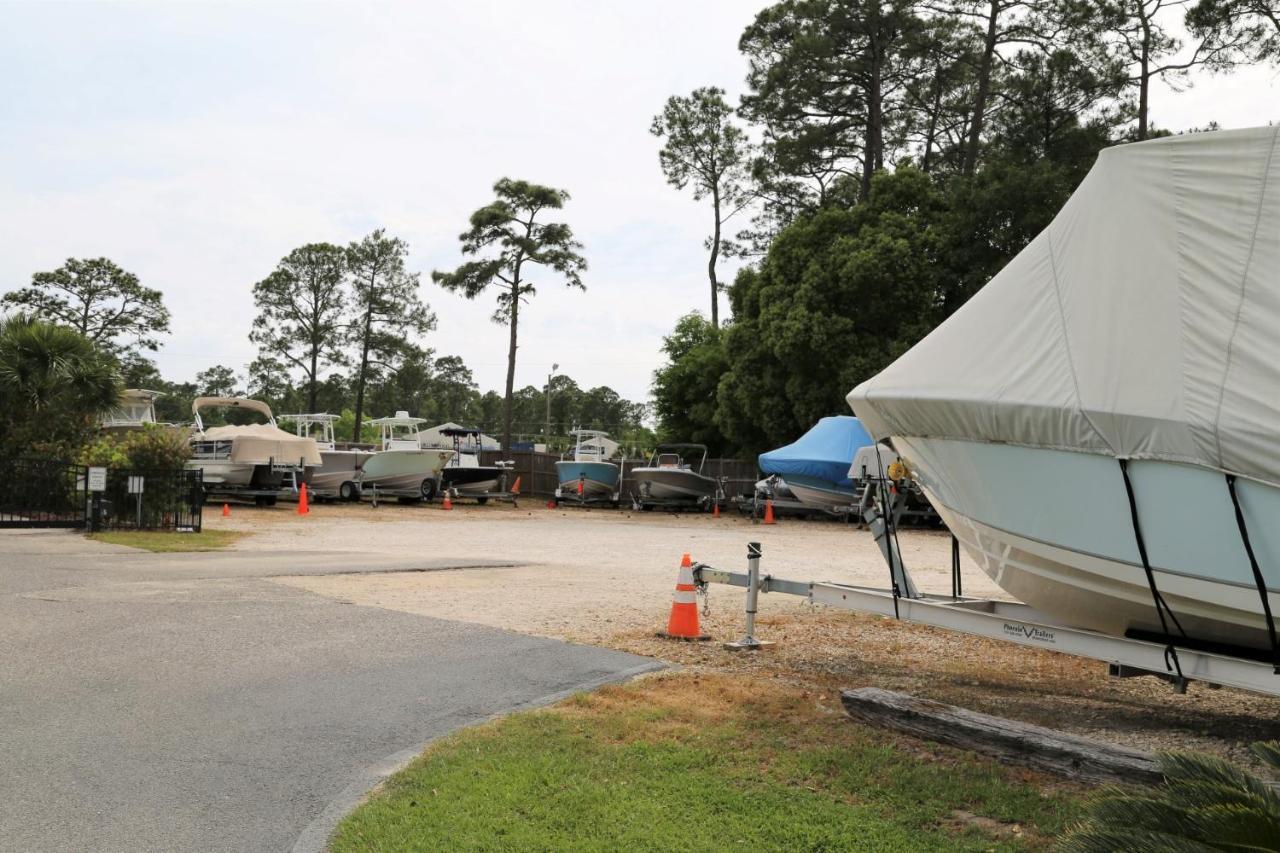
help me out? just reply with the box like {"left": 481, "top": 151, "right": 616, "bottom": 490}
{"left": 783, "top": 476, "right": 857, "bottom": 511}
{"left": 359, "top": 449, "right": 453, "bottom": 493}
{"left": 555, "top": 461, "right": 620, "bottom": 498}
{"left": 894, "top": 435, "right": 1280, "bottom": 651}
{"left": 630, "top": 468, "right": 718, "bottom": 503}
{"left": 441, "top": 466, "right": 503, "bottom": 495}
{"left": 309, "top": 450, "right": 373, "bottom": 495}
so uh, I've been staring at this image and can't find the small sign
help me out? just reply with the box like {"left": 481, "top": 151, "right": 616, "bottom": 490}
{"left": 87, "top": 467, "right": 107, "bottom": 492}
{"left": 127, "top": 475, "right": 145, "bottom": 495}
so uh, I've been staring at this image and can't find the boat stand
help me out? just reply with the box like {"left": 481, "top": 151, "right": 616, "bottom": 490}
{"left": 693, "top": 523, "right": 1280, "bottom": 698}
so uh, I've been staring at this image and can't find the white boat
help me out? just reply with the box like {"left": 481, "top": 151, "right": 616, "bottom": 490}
{"left": 629, "top": 444, "right": 719, "bottom": 509}
{"left": 187, "top": 397, "right": 322, "bottom": 494}
{"left": 101, "top": 389, "right": 164, "bottom": 433}
{"left": 849, "top": 126, "right": 1280, "bottom": 655}
{"left": 360, "top": 412, "right": 453, "bottom": 499}
{"left": 279, "top": 413, "right": 371, "bottom": 501}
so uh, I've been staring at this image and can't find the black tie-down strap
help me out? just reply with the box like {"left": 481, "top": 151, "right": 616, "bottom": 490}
{"left": 1225, "top": 474, "right": 1280, "bottom": 674}
{"left": 1118, "top": 459, "right": 1187, "bottom": 684}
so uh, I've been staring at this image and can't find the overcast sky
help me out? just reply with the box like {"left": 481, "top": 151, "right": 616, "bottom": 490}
{"left": 2, "top": 1, "right": 1277, "bottom": 406}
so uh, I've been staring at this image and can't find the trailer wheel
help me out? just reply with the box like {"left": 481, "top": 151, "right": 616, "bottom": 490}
{"left": 339, "top": 481, "right": 359, "bottom": 502}
{"left": 476, "top": 496, "right": 489, "bottom": 506}
{"left": 420, "top": 479, "right": 438, "bottom": 501}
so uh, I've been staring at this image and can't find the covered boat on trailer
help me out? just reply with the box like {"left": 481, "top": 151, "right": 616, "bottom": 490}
{"left": 849, "top": 126, "right": 1280, "bottom": 658}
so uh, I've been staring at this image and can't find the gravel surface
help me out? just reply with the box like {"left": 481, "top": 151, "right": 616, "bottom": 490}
{"left": 216, "top": 501, "right": 1280, "bottom": 766}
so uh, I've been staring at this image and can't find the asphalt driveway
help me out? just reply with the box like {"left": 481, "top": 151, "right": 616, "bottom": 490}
{"left": 0, "top": 532, "right": 660, "bottom": 852}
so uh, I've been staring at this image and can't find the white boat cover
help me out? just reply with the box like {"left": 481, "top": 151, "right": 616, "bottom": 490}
{"left": 200, "top": 423, "right": 323, "bottom": 466}
{"left": 848, "top": 126, "right": 1280, "bottom": 487}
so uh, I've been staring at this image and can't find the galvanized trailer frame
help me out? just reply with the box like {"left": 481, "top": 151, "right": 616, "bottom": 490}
{"left": 693, "top": 493, "right": 1280, "bottom": 697}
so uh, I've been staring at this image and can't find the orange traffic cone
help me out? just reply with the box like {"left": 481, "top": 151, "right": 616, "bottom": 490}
{"left": 297, "top": 483, "right": 309, "bottom": 515}
{"left": 442, "top": 492, "right": 453, "bottom": 510}
{"left": 661, "top": 553, "right": 710, "bottom": 641}
{"left": 222, "top": 503, "right": 230, "bottom": 518}
{"left": 712, "top": 501, "right": 721, "bottom": 518}
{"left": 577, "top": 478, "right": 585, "bottom": 496}
{"left": 510, "top": 476, "right": 521, "bottom": 495}
{"left": 546, "top": 499, "right": 557, "bottom": 509}
{"left": 763, "top": 499, "right": 776, "bottom": 525}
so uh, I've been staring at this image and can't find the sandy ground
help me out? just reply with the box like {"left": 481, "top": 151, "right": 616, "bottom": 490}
{"left": 209, "top": 501, "right": 1280, "bottom": 767}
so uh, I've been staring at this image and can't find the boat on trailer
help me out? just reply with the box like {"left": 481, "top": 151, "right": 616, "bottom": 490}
{"left": 187, "top": 397, "right": 321, "bottom": 503}
{"left": 279, "top": 413, "right": 370, "bottom": 501}
{"left": 629, "top": 443, "right": 719, "bottom": 510}
{"left": 555, "top": 430, "right": 621, "bottom": 504}
{"left": 360, "top": 412, "right": 453, "bottom": 500}
{"left": 849, "top": 126, "right": 1280, "bottom": 660}
{"left": 758, "top": 416, "right": 875, "bottom": 513}
{"left": 435, "top": 426, "right": 508, "bottom": 502}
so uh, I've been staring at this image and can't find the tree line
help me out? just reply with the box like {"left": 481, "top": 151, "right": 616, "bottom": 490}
{"left": 2, "top": 180, "right": 651, "bottom": 455}
{"left": 648, "top": 0, "right": 1279, "bottom": 456}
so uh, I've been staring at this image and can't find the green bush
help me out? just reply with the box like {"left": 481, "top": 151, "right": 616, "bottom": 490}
{"left": 78, "top": 423, "right": 191, "bottom": 473}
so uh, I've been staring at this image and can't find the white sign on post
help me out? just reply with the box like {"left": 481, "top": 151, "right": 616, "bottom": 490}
{"left": 127, "top": 475, "right": 145, "bottom": 494}
{"left": 87, "top": 467, "right": 107, "bottom": 492}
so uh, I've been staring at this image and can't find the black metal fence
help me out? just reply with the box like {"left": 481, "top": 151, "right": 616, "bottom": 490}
{"left": 0, "top": 459, "right": 88, "bottom": 528}
{"left": 0, "top": 460, "right": 203, "bottom": 531}
{"left": 89, "top": 468, "right": 204, "bottom": 532}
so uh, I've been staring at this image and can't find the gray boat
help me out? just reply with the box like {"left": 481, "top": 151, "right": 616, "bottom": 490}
{"left": 629, "top": 444, "right": 719, "bottom": 510}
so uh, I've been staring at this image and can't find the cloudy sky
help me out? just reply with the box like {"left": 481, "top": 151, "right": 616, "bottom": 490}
{"left": 2, "top": 1, "right": 1277, "bottom": 406}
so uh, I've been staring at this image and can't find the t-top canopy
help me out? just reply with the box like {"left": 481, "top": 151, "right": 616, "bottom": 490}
{"left": 848, "top": 126, "right": 1280, "bottom": 487}
{"left": 759, "top": 416, "right": 875, "bottom": 486}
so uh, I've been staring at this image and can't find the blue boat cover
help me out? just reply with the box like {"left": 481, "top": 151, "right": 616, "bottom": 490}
{"left": 758, "top": 416, "right": 874, "bottom": 486}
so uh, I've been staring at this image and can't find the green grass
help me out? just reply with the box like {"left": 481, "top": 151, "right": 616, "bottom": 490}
{"left": 88, "top": 529, "right": 247, "bottom": 552}
{"left": 331, "top": 674, "right": 1082, "bottom": 852}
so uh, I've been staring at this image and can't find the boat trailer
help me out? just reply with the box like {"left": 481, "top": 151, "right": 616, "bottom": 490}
{"left": 692, "top": 495, "right": 1280, "bottom": 699}
{"left": 442, "top": 462, "right": 521, "bottom": 507}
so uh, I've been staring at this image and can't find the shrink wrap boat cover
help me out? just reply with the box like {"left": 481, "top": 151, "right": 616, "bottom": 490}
{"left": 848, "top": 126, "right": 1280, "bottom": 486}
{"left": 201, "top": 423, "right": 323, "bottom": 466}
{"left": 758, "top": 416, "right": 874, "bottom": 486}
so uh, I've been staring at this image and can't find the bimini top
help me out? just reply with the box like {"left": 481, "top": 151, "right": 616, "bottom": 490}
{"left": 759, "top": 416, "right": 874, "bottom": 486}
{"left": 848, "top": 126, "right": 1280, "bottom": 487}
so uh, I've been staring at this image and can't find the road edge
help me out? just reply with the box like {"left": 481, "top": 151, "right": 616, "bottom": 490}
{"left": 289, "top": 658, "right": 667, "bottom": 853}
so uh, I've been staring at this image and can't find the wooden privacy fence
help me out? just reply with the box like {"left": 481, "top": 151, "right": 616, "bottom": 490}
{"left": 479, "top": 451, "right": 759, "bottom": 500}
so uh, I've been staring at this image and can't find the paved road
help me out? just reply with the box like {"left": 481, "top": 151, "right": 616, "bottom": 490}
{"left": 0, "top": 532, "right": 660, "bottom": 852}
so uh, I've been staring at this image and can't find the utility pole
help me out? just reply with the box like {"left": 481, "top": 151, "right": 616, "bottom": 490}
{"left": 544, "top": 362, "right": 558, "bottom": 451}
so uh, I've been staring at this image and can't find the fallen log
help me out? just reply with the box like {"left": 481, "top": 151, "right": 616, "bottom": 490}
{"left": 841, "top": 687, "right": 1162, "bottom": 785}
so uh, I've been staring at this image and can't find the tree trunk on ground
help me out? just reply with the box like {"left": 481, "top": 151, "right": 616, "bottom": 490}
{"left": 708, "top": 185, "right": 721, "bottom": 327}
{"left": 841, "top": 688, "right": 1163, "bottom": 784}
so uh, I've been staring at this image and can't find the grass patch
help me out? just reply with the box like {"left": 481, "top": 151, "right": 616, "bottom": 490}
{"left": 88, "top": 529, "right": 247, "bottom": 552}
{"left": 332, "top": 673, "right": 1082, "bottom": 851}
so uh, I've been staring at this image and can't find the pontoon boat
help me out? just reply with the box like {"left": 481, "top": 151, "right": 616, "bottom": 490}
{"left": 187, "top": 397, "right": 321, "bottom": 495}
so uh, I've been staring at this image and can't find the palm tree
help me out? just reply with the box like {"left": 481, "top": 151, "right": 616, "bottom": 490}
{"left": 1061, "top": 741, "right": 1280, "bottom": 852}
{"left": 0, "top": 314, "right": 121, "bottom": 457}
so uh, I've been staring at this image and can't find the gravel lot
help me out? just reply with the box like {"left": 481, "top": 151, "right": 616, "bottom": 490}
{"left": 213, "top": 500, "right": 1280, "bottom": 765}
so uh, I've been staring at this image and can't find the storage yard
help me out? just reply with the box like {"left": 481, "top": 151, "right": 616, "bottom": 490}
{"left": 210, "top": 503, "right": 1280, "bottom": 767}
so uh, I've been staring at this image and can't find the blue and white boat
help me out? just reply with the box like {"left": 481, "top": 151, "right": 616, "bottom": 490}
{"left": 758, "top": 416, "right": 875, "bottom": 511}
{"left": 850, "top": 127, "right": 1280, "bottom": 653}
{"left": 555, "top": 430, "right": 621, "bottom": 501}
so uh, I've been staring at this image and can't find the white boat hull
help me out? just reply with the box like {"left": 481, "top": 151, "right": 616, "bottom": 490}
{"left": 630, "top": 468, "right": 718, "bottom": 502}
{"left": 187, "top": 459, "right": 255, "bottom": 487}
{"left": 309, "top": 450, "right": 373, "bottom": 495}
{"left": 359, "top": 449, "right": 452, "bottom": 494}
{"left": 895, "top": 435, "right": 1280, "bottom": 651}
{"left": 785, "top": 480, "right": 856, "bottom": 512}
